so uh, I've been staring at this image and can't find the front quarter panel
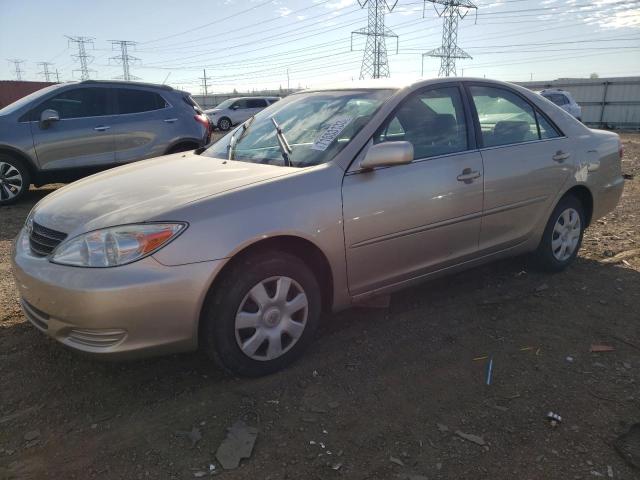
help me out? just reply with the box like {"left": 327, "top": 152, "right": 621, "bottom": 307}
{"left": 151, "top": 163, "right": 351, "bottom": 309}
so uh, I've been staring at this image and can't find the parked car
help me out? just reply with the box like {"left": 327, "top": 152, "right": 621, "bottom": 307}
{"left": 539, "top": 88, "right": 582, "bottom": 121}
{"left": 0, "top": 80, "right": 211, "bottom": 205}
{"left": 13, "top": 78, "right": 623, "bottom": 376}
{"left": 205, "top": 96, "right": 280, "bottom": 131}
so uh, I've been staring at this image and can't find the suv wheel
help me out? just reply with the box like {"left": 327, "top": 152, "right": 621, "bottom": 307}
{"left": 218, "top": 117, "right": 232, "bottom": 131}
{"left": 534, "top": 195, "right": 585, "bottom": 272}
{"left": 0, "top": 154, "right": 30, "bottom": 206}
{"left": 201, "top": 251, "right": 321, "bottom": 377}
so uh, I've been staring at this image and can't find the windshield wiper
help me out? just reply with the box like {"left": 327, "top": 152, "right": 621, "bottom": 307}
{"left": 271, "top": 117, "right": 293, "bottom": 167}
{"left": 227, "top": 116, "right": 255, "bottom": 161}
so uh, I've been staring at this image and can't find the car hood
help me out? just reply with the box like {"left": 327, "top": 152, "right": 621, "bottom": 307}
{"left": 32, "top": 152, "right": 297, "bottom": 236}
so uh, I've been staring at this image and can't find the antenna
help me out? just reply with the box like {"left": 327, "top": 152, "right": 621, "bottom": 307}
{"left": 109, "top": 40, "right": 140, "bottom": 81}
{"left": 422, "top": 1, "right": 477, "bottom": 77}
{"left": 7, "top": 59, "right": 25, "bottom": 81}
{"left": 66, "top": 36, "right": 96, "bottom": 80}
{"left": 351, "top": 0, "right": 399, "bottom": 79}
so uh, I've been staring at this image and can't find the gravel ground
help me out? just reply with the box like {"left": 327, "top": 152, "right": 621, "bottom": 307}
{"left": 1, "top": 133, "right": 639, "bottom": 480}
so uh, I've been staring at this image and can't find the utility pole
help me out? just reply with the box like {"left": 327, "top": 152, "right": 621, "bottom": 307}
{"left": 109, "top": 40, "right": 140, "bottom": 81}
{"left": 66, "top": 36, "right": 95, "bottom": 80}
{"left": 422, "top": 1, "right": 477, "bottom": 77}
{"left": 55, "top": 69, "right": 61, "bottom": 83}
{"left": 351, "top": 0, "right": 399, "bottom": 80}
{"left": 7, "top": 59, "right": 25, "bottom": 81}
{"left": 199, "top": 69, "right": 211, "bottom": 96}
{"left": 286, "top": 68, "right": 290, "bottom": 92}
{"left": 37, "top": 62, "right": 55, "bottom": 82}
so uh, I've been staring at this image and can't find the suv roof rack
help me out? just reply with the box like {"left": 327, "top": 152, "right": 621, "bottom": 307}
{"left": 79, "top": 79, "right": 174, "bottom": 91}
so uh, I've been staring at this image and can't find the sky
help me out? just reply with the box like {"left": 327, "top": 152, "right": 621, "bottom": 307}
{"left": 0, "top": 0, "right": 639, "bottom": 94}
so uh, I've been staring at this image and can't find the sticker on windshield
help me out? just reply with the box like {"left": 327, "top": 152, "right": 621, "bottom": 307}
{"left": 311, "top": 116, "right": 353, "bottom": 151}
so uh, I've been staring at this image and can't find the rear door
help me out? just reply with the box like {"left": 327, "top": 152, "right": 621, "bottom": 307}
{"left": 466, "top": 82, "right": 571, "bottom": 253}
{"left": 111, "top": 87, "right": 175, "bottom": 163}
{"left": 29, "top": 86, "right": 115, "bottom": 170}
{"left": 342, "top": 84, "right": 484, "bottom": 295}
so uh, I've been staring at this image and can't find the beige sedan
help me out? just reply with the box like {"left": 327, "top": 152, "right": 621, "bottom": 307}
{"left": 12, "top": 78, "right": 624, "bottom": 376}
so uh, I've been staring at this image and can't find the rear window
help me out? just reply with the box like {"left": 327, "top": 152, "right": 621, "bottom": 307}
{"left": 116, "top": 89, "right": 168, "bottom": 114}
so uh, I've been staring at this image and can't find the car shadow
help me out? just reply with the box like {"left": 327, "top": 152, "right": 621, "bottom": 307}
{"left": 0, "top": 187, "right": 59, "bottom": 241}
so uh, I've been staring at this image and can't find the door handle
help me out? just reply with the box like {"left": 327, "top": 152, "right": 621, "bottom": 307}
{"left": 164, "top": 118, "right": 178, "bottom": 123}
{"left": 457, "top": 168, "right": 481, "bottom": 183}
{"left": 552, "top": 151, "right": 571, "bottom": 162}
{"left": 94, "top": 125, "right": 110, "bottom": 132}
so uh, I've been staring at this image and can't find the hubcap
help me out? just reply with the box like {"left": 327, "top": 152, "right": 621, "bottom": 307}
{"left": 220, "top": 119, "right": 230, "bottom": 130}
{"left": 235, "top": 276, "right": 308, "bottom": 361}
{"left": 0, "top": 162, "right": 23, "bottom": 201}
{"left": 551, "top": 207, "right": 581, "bottom": 261}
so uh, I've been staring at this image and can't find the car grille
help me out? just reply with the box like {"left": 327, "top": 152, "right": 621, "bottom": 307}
{"left": 29, "top": 222, "right": 67, "bottom": 257}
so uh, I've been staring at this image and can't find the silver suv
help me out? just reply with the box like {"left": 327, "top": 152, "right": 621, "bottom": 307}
{"left": 205, "top": 96, "right": 280, "bottom": 131}
{"left": 0, "top": 80, "right": 211, "bottom": 205}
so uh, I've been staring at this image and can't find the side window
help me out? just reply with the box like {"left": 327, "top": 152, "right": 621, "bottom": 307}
{"left": 375, "top": 86, "right": 468, "bottom": 159}
{"left": 470, "top": 85, "right": 539, "bottom": 147}
{"left": 537, "top": 112, "right": 561, "bottom": 139}
{"left": 34, "top": 87, "right": 109, "bottom": 120}
{"left": 232, "top": 99, "right": 248, "bottom": 109}
{"left": 116, "top": 89, "right": 168, "bottom": 114}
{"left": 247, "top": 98, "right": 267, "bottom": 108}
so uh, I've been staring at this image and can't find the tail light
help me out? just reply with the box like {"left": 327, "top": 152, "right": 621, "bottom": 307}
{"left": 194, "top": 113, "right": 210, "bottom": 132}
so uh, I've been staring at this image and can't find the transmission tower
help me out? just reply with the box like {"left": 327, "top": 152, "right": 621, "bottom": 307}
{"left": 66, "top": 36, "right": 95, "bottom": 80}
{"left": 37, "top": 62, "right": 55, "bottom": 82}
{"left": 109, "top": 40, "right": 140, "bottom": 81}
{"left": 199, "top": 69, "right": 212, "bottom": 96}
{"left": 7, "top": 59, "right": 25, "bottom": 81}
{"left": 423, "top": 1, "right": 477, "bottom": 77}
{"left": 351, "top": 0, "right": 399, "bottom": 80}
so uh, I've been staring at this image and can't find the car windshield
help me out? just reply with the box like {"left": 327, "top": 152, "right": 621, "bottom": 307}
{"left": 0, "top": 84, "right": 62, "bottom": 116}
{"left": 215, "top": 98, "right": 236, "bottom": 110}
{"left": 203, "top": 89, "right": 394, "bottom": 167}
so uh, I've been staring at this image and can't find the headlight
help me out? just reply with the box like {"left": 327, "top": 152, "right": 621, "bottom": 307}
{"left": 51, "top": 223, "right": 186, "bottom": 267}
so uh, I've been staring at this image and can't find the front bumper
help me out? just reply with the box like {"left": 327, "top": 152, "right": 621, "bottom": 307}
{"left": 11, "top": 228, "right": 223, "bottom": 359}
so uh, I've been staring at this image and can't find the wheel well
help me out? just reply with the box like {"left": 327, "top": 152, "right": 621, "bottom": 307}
{"left": 209, "top": 236, "right": 334, "bottom": 312}
{"left": 563, "top": 185, "right": 593, "bottom": 226}
{"left": 0, "top": 147, "right": 36, "bottom": 179}
{"left": 166, "top": 141, "right": 200, "bottom": 155}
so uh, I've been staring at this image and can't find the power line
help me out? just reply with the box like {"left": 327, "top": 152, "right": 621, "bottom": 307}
{"left": 7, "top": 58, "right": 25, "bottom": 80}
{"left": 66, "top": 36, "right": 95, "bottom": 80}
{"left": 109, "top": 40, "right": 140, "bottom": 81}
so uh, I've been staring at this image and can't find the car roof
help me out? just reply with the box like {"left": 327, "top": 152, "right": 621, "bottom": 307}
{"left": 298, "top": 77, "right": 526, "bottom": 93}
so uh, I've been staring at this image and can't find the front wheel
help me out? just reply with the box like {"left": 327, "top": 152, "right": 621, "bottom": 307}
{"left": 201, "top": 251, "right": 321, "bottom": 377}
{"left": 533, "top": 195, "right": 585, "bottom": 272}
{"left": 0, "top": 154, "right": 30, "bottom": 206}
{"left": 217, "top": 117, "right": 232, "bottom": 131}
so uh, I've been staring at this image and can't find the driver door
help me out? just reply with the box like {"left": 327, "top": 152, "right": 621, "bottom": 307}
{"left": 342, "top": 85, "right": 484, "bottom": 296}
{"left": 29, "top": 86, "right": 116, "bottom": 170}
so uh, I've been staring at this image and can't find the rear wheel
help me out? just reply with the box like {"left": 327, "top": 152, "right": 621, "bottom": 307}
{"left": 201, "top": 251, "right": 321, "bottom": 377}
{"left": 218, "top": 117, "right": 232, "bottom": 131}
{"left": 0, "top": 154, "right": 30, "bottom": 206}
{"left": 534, "top": 195, "right": 585, "bottom": 272}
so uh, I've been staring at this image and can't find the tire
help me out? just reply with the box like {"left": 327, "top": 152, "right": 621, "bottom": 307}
{"left": 217, "top": 117, "right": 232, "bottom": 131}
{"left": 0, "top": 154, "right": 31, "bottom": 206}
{"left": 201, "top": 251, "right": 321, "bottom": 377}
{"left": 533, "top": 195, "right": 585, "bottom": 272}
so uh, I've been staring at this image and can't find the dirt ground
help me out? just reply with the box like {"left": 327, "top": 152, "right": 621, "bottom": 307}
{"left": 1, "top": 133, "right": 639, "bottom": 480}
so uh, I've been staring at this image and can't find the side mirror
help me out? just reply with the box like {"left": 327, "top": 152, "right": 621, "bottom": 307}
{"left": 40, "top": 109, "right": 60, "bottom": 126}
{"left": 360, "top": 141, "right": 413, "bottom": 170}
{"left": 231, "top": 105, "right": 240, "bottom": 110}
